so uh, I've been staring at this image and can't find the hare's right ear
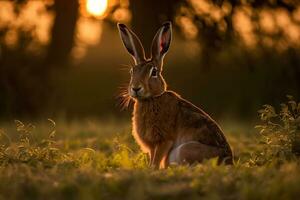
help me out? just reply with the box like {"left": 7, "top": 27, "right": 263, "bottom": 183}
{"left": 151, "top": 22, "right": 172, "bottom": 68}
{"left": 117, "top": 23, "right": 146, "bottom": 65}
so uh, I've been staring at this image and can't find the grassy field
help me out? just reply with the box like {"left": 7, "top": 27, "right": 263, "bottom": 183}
{"left": 0, "top": 99, "right": 300, "bottom": 200}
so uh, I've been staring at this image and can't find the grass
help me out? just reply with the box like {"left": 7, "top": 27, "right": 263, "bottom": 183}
{"left": 0, "top": 98, "right": 300, "bottom": 200}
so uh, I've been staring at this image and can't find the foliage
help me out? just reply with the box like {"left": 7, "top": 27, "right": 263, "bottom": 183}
{"left": 251, "top": 96, "right": 300, "bottom": 165}
{"left": 0, "top": 106, "right": 300, "bottom": 199}
{"left": 0, "top": 120, "right": 147, "bottom": 170}
{"left": 0, "top": 120, "right": 74, "bottom": 168}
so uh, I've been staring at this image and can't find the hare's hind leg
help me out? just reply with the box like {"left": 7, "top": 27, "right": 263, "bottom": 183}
{"left": 168, "top": 141, "right": 232, "bottom": 166}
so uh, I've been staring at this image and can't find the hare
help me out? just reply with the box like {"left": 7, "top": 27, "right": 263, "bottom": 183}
{"left": 117, "top": 22, "right": 233, "bottom": 169}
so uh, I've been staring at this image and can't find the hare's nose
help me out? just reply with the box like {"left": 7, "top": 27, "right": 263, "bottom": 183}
{"left": 132, "top": 87, "right": 142, "bottom": 93}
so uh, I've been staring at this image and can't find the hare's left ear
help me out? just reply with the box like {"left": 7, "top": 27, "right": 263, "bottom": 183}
{"left": 151, "top": 22, "right": 172, "bottom": 67}
{"left": 118, "top": 23, "right": 146, "bottom": 65}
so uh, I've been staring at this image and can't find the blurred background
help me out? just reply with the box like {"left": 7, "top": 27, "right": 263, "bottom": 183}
{"left": 0, "top": 0, "right": 299, "bottom": 122}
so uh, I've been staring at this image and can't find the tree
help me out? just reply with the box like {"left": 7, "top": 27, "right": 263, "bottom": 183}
{"left": 129, "top": 0, "right": 181, "bottom": 58}
{"left": 46, "top": 0, "right": 79, "bottom": 68}
{"left": 0, "top": 0, "right": 79, "bottom": 117}
{"left": 129, "top": 0, "right": 300, "bottom": 94}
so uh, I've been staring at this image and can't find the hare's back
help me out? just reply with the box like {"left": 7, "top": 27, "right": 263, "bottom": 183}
{"left": 177, "top": 98, "right": 231, "bottom": 151}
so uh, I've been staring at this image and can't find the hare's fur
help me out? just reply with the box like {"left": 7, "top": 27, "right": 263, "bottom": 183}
{"left": 118, "top": 22, "right": 233, "bottom": 169}
{"left": 133, "top": 91, "right": 233, "bottom": 168}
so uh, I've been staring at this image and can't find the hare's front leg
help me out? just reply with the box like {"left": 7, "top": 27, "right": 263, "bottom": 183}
{"left": 148, "top": 148, "right": 155, "bottom": 167}
{"left": 151, "top": 141, "right": 173, "bottom": 169}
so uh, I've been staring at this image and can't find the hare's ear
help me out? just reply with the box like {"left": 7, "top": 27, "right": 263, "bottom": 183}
{"left": 118, "top": 23, "right": 146, "bottom": 65}
{"left": 151, "top": 22, "right": 172, "bottom": 67}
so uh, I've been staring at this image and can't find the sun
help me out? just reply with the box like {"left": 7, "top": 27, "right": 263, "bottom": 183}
{"left": 86, "top": 0, "right": 108, "bottom": 17}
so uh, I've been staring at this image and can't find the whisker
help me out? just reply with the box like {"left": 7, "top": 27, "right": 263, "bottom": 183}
{"left": 120, "top": 64, "right": 133, "bottom": 68}
{"left": 118, "top": 63, "right": 134, "bottom": 72}
{"left": 119, "top": 67, "right": 131, "bottom": 72}
{"left": 115, "top": 83, "right": 133, "bottom": 110}
{"left": 118, "top": 85, "right": 128, "bottom": 90}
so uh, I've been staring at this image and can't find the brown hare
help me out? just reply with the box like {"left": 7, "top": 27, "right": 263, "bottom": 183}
{"left": 117, "top": 22, "right": 233, "bottom": 169}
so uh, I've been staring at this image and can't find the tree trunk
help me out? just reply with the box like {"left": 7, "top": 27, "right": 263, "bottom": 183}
{"left": 46, "top": 0, "right": 79, "bottom": 67}
{"left": 39, "top": 0, "right": 79, "bottom": 116}
{"left": 129, "top": 0, "right": 180, "bottom": 58}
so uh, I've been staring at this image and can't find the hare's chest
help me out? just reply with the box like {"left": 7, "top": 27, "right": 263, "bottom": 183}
{"left": 133, "top": 111, "right": 162, "bottom": 145}
{"left": 132, "top": 102, "right": 167, "bottom": 150}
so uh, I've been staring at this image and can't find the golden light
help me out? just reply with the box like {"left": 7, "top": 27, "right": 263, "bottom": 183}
{"left": 86, "top": 0, "right": 108, "bottom": 17}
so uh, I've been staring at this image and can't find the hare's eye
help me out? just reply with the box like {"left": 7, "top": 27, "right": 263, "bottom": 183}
{"left": 150, "top": 67, "right": 158, "bottom": 78}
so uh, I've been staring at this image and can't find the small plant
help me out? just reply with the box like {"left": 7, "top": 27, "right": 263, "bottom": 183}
{"left": 109, "top": 138, "right": 148, "bottom": 169}
{"left": 0, "top": 120, "right": 148, "bottom": 171}
{"left": 251, "top": 95, "right": 300, "bottom": 165}
{"left": 0, "top": 119, "right": 75, "bottom": 167}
